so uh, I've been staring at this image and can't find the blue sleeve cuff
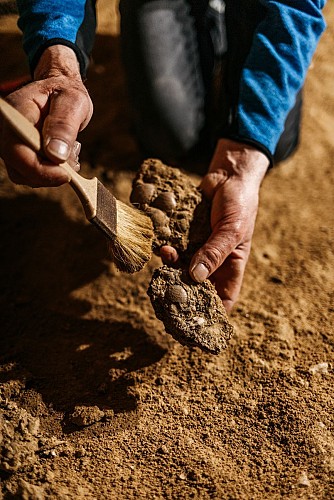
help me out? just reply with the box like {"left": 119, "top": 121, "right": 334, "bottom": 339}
{"left": 17, "top": 0, "right": 96, "bottom": 78}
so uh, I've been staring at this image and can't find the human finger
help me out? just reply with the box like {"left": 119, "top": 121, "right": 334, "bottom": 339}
{"left": 160, "top": 245, "right": 179, "bottom": 265}
{"left": 5, "top": 140, "right": 71, "bottom": 187}
{"left": 209, "top": 241, "right": 251, "bottom": 312}
{"left": 189, "top": 218, "right": 245, "bottom": 282}
{"left": 42, "top": 87, "right": 92, "bottom": 163}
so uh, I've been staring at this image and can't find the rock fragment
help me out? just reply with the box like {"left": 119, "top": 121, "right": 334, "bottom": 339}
{"left": 309, "top": 362, "right": 329, "bottom": 375}
{"left": 297, "top": 471, "right": 311, "bottom": 487}
{"left": 148, "top": 266, "right": 234, "bottom": 354}
{"left": 0, "top": 402, "right": 40, "bottom": 472}
{"left": 69, "top": 405, "right": 105, "bottom": 427}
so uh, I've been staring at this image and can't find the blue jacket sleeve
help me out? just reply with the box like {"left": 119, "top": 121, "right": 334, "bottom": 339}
{"left": 16, "top": 0, "right": 96, "bottom": 77}
{"left": 234, "top": 0, "right": 326, "bottom": 158}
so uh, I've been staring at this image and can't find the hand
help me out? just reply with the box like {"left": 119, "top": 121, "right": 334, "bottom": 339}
{"left": 161, "top": 138, "right": 269, "bottom": 313}
{"left": 0, "top": 45, "right": 93, "bottom": 187}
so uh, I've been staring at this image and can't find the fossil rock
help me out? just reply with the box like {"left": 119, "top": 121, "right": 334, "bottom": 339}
{"left": 131, "top": 158, "right": 210, "bottom": 255}
{"left": 148, "top": 266, "right": 234, "bottom": 354}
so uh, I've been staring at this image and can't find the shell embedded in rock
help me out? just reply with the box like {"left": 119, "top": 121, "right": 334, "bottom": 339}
{"left": 148, "top": 265, "right": 234, "bottom": 354}
{"left": 130, "top": 183, "right": 156, "bottom": 205}
{"left": 130, "top": 159, "right": 210, "bottom": 254}
{"left": 175, "top": 218, "right": 188, "bottom": 233}
{"left": 146, "top": 207, "right": 170, "bottom": 229}
{"left": 165, "top": 284, "right": 188, "bottom": 304}
{"left": 152, "top": 191, "right": 177, "bottom": 214}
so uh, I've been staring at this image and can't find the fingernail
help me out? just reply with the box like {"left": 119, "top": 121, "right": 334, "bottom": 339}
{"left": 46, "top": 139, "right": 70, "bottom": 160}
{"left": 192, "top": 263, "right": 209, "bottom": 282}
{"left": 73, "top": 141, "right": 81, "bottom": 157}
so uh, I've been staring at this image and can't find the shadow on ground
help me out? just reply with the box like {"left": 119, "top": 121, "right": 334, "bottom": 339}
{"left": 0, "top": 194, "right": 166, "bottom": 418}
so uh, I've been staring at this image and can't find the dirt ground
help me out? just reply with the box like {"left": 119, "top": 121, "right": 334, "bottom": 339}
{"left": 0, "top": 1, "right": 333, "bottom": 499}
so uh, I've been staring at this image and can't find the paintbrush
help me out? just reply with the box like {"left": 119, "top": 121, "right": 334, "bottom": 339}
{"left": 0, "top": 97, "right": 153, "bottom": 273}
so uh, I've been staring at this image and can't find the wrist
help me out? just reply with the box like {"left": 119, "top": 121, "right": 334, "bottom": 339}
{"left": 209, "top": 138, "right": 269, "bottom": 184}
{"left": 34, "top": 45, "right": 82, "bottom": 81}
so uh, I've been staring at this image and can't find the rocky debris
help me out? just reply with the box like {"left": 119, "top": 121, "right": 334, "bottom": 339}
{"left": 16, "top": 479, "right": 44, "bottom": 500}
{"left": 309, "top": 362, "right": 329, "bottom": 375}
{"left": 148, "top": 266, "right": 234, "bottom": 354}
{"left": 0, "top": 402, "right": 40, "bottom": 472}
{"left": 297, "top": 471, "right": 311, "bottom": 487}
{"left": 131, "top": 158, "right": 211, "bottom": 256}
{"left": 69, "top": 405, "right": 105, "bottom": 427}
{"left": 0, "top": 363, "right": 32, "bottom": 403}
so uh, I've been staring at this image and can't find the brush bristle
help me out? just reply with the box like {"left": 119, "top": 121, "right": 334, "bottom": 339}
{"left": 107, "top": 200, "right": 154, "bottom": 273}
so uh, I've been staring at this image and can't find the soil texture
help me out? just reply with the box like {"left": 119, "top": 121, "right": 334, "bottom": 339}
{"left": 0, "top": 1, "right": 333, "bottom": 499}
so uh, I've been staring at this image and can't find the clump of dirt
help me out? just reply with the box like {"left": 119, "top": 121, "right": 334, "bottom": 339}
{"left": 132, "top": 159, "right": 232, "bottom": 352}
{"left": 0, "top": 401, "right": 40, "bottom": 472}
{"left": 69, "top": 405, "right": 105, "bottom": 427}
{"left": 0, "top": 396, "right": 97, "bottom": 498}
{"left": 148, "top": 266, "right": 234, "bottom": 354}
{"left": 131, "top": 158, "right": 211, "bottom": 256}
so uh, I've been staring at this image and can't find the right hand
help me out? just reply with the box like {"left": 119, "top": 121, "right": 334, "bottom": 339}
{"left": 0, "top": 45, "right": 93, "bottom": 187}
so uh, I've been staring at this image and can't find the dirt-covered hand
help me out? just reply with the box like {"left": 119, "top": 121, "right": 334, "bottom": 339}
{"left": 189, "top": 139, "right": 269, "bottom": 312}
{"left": 0, "top": 45, "right": 93, "bottom": 188}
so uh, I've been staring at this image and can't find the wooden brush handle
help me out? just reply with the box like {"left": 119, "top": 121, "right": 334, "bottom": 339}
{"left": 0, "top": 98, "right": 98, "bottom": 220}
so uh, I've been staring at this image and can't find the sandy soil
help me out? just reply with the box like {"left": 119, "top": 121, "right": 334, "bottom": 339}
{"left": 0, "top": 1, "right": 333, "bottom": 498}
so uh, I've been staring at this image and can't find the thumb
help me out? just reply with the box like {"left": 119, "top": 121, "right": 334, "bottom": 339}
{"left": 189, "top": 221, "right": 241, "bottom": 282}
{"left": 42, "top": 88, "right": 92, "bottom": 163}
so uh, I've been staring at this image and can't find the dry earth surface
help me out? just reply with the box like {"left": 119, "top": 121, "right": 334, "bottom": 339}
{"left": 0, "top": 1, "right": 333, "bottom": 498}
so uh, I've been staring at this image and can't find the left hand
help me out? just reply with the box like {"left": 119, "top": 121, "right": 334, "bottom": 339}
{"left": 161, "top": 138, "right": 269, "bottom": 313}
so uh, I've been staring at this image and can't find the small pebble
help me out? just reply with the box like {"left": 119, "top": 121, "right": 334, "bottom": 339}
{"left": 193, "top": 316, "right": 205, "bottom": 326}
{"left": 297, "top": 471, "right": 311, "bottom": 487}
{"left": 309, "top": 362, "right": 329, "bottom": 375}
{"left": 159, "top": 225, "right": 172, "bottom": 240}
{"left": 146, "top": 207, "right": 170, "bottom": 229}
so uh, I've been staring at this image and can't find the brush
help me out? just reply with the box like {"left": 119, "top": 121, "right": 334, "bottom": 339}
{"left": 0, "top": 97, "right": 153, "bottom": 273}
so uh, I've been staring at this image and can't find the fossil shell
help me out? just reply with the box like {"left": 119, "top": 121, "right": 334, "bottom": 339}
{"left": 130, "top": 183, "right": 156, "bottom": 205}
{"left": 204, "top": 323, "right": 224, "bottom": 337}
{"left": 146, "top": 207, "right": 170, "bottom": 229}
{"left": 165, "top": 285, "right": 188, "bottom": 304}
{"left": 175, "top": 218, "right": 188, "bottom": 232}
{"left": 152, "top": 191, "right": 177, "bottom": 214}
{"left": 159, "top": 225, "right": 172, "bottom": 240}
